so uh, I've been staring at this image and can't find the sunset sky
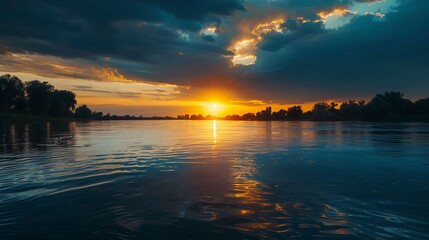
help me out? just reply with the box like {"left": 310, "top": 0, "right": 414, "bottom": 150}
{"left": 1, "top": 0, "right": 428, "bottom": 116}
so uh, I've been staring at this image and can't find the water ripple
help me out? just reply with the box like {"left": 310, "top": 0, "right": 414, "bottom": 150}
{"left": 1, "top": 121, "right": 428, "bottom": 239}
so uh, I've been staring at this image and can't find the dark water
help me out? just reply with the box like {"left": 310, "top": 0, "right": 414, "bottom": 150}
{"left": 0, "top": 120, "right": 428, "bottom": 240}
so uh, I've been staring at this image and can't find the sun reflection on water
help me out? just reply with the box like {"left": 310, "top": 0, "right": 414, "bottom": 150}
{"left": 213, "top": 120, "right": 217, "bottom": 144}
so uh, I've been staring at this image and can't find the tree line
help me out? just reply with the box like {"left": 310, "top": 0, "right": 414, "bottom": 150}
{"left": 1, "top": 74, "right": 77, "bottom": 117}
{"left": 0, "top": 74, "right": 175, "bottom": 120}
{"left": 220, "top": 92, "right": 429, "bottom": 121}
{"left": 2, "top": 74, "right": 429, "bottom": 121}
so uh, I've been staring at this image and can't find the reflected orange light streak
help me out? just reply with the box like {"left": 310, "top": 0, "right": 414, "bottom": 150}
{"left": 212, "top": 120, "right": 217, "bottom": 144}
{"left": 206, "top": 121, "right": 352, "bottom": 236}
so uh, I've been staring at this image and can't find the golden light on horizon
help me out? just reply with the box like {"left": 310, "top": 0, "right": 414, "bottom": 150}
{"left": 2, "top": 70, "right": 331, "bottom": 117}
{"left": 206, "top": 102, "right": 224, "bottom": 116}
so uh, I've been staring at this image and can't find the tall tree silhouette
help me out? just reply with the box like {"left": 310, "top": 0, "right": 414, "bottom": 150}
{"left": 0, "top": 74, "right": 25, "bottom": 112}
{"left": 363, "top": 92, "right": 413, "bottom": 120}
{"left": 25, "top": 80, "right": 54, "bottom": 115}
{"left": 339, "top": 100, "right": 364, "bottom": 120}
{"left": 415, "top": 98, "right": 429, "bottom": 115}
{"left": 272, "top": 109, "right": 287, "bottom": 120}
{"left": 50, "top": 90, "right": 77, "bottom": 117}
{"left": 74, "top": 105, "right": 93, "bottom": 119}
{"left": 286, "top": 106, "right": 303, "bottom": 120}
{"left": 312, "top": 102, "right": 329, "bottom": 120}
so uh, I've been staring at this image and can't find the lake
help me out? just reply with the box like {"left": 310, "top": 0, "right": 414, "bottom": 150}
{"left": 0, "top": 120, "right": 428, "bottom": 239}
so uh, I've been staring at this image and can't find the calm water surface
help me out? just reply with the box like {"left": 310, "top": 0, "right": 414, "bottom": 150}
{"left": 0, "top": 120, "right": 428, "bottom": 239}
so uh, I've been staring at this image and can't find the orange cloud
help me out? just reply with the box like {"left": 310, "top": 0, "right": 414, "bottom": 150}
{"left": 91, "top": 66, "right": 132, "bottom": 83}
{"left": 0, "top": 53, "right": 143, "bottom": 84}
{"left": 230, "top": 19, "right": 285, "bottom": 66}
{"left": 318, "top": 8, "right": 355, "bottom": 20}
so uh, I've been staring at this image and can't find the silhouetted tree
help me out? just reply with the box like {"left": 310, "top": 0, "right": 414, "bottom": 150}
{"left": 91, "top": 111, "right": 103, "bottom": 120}
{"left": 272, "top": 109, "right": 287, "bottom": 120}
{"left": 329, "top": 102, "right": 339, "bottom": 114}
{"left": 25, "top": 80, "right": 54, "bottom": 115}
{"left": 312, "top": 102, "right": 329, "bottom": 120}
{"left": 74, "top": 105, "right": 92, "bottom": 119}
{"left": 339, "top": 100, "right": 364, "bottom": 120}
{"left": 286, "top": 106, "right": 303, "bottom": 120}
{"left": 363, "top": 92, "right": 413, "bottom": 120}
{"left": 50, "top": 90, "right": 77, "bottom": 117}
{"left": 241, "top": 113, "right": 256, "bottom": 120}
{"left": 256, "top": 107, "right": 272, "bottom": 120}
{"left": 311, "top": 102, "right": 340, "bottom": 120}
{"left": 0, "top": 74, "right": 26, "bottom": 112}
{"left": 415, "top": 98, "right": 429, "bottom": 116}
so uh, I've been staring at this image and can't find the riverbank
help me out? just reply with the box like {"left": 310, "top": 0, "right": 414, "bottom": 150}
{"left": 2, "top": 112, "right": 429, "bottom": 123}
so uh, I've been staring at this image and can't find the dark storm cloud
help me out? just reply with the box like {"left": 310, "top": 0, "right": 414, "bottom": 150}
{"left": 240, "top": 0, "right": 429, "bottom": 102}
{"left": 1, "top": 0, "right": 428, "bottom": 103}
{"left": 143, "top": 0, "right": 245, "bottom": 20}
{"left": 99, "top": 0, "right": 429, "bottom": 102}
{"left": 353, "top": 0, "right": 383, "bottom": 2}
{"left": 259, "top": 19, "right": 325, "bottom": 52}
{"left": 202, "top": 35, "right": 216, "bottom": 42}
{"left": 0, "top": 0, "right": 244, "bottom": 62}
{"left": 260, "top": 0, "right": 351, "bottom": 20}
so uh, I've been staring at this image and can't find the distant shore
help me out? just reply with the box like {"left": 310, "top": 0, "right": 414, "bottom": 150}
{"left": 0, "top": 112, "right": 176, "bottom": 123}
{"left": 2, "top": 112, "right": 429, "bottom": 124}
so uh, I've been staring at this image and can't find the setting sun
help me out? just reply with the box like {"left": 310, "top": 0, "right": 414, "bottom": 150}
{"left": 203, "top": 102, "right": 225, "bottom": 116}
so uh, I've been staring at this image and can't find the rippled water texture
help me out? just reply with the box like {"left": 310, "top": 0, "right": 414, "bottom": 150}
{"left": 1, "top": 120, "right": 428, "bottom": 239}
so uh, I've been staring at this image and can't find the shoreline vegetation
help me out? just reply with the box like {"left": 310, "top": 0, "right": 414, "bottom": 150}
{"left": 1, "top": 73, "right": 429, "bottom": 122}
